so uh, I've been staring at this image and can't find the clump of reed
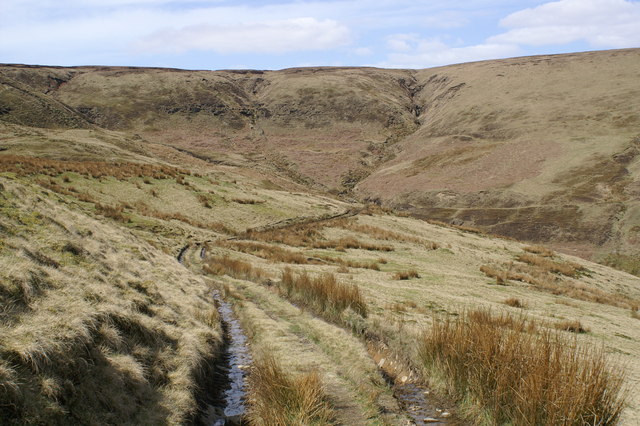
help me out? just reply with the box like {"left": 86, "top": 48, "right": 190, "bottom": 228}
{"left": 280, "top": 268, "right": 367, "bottom": 318}
{"left": 516, "top": 253, "right": 583, "bottom": 278}
{"left": 0, "top": 154, "right": 187, "bottom": 180}
{"left": 247, "top": 353, "right": 333, "bottom": 425}
{"left": 203, "top": 255, "right": 268, "bottom": 283}
{"left": 419, "top": 309, "right": 626, "bottom": 425}
{"left": 393, "top": 269, "right": 420, "bottom": 280}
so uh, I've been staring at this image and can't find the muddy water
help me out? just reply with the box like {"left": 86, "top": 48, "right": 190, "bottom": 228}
{"left": 367, "top": 342, "right": 458, "bottom": 425}
{"left": 208, "top": 290, "right": 252, "bottom": 425}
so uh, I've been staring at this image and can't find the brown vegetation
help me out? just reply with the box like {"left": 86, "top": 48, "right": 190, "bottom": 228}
{"left": 280, "top": 268, "right": 367, "bottom": 318}
{"left": 247, "top": 353, "right": 333, "bottom": 425}
{"left": 392, "top": 269, "right": 420, "bottom": 280}
{"left": 523, "top": 245, "right": 555, "bottom": 257}
{"left": 504, "top": 297, "right": 524, "bottom": 308}
{"left": 516, "top": 253, "right": 584, "bottom": 278}
{"left": 481, "top": 252, "right": 640, "bottom": 310}
{"left": 203, "top": 255, "right": 269, "bottom": 283}
{"left": 419, "top": 310, "right": 626, "bottom": 425}
{"left": 555, "top": 319, "right": 590, "bottom": 334}
{"left": 0, "top": 154, "right": 187, "bottom": 180}
{"left": 216, "top": 240, "right": 382, "bottom": 270}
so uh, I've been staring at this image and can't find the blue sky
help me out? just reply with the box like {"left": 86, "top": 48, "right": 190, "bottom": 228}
{"left": 1, "top": 0, "right": 639, "bottom": 70}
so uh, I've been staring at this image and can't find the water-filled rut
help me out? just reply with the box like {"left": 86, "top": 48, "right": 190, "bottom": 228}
{"left": 206, "top": 290, "right": 252, "bottom": 425}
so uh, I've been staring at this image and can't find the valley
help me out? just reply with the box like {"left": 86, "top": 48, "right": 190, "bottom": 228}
{"left": 1, "top": 49, "right": 639, "bottom": 425}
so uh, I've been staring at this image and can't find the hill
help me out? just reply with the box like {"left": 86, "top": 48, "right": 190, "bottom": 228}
{"left": 2, "top": 49, "right": 639, "bottom": 271}
{"left": 1, "top": 50, "right": 639, "bottom": 424}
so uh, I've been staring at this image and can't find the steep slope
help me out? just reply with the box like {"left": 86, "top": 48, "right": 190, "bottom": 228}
{"left": 0, "top": 98, "right": 639, "bottom": 423}
{"left": 1, "top": 48, "right": 638, "bottom": 269}
{"left": 356, "top": 49, "right": 640, "bottom": 264}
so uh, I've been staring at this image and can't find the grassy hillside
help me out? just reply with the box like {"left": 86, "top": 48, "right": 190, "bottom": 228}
{"left": 2, "top": 50, "right": 639, "bottom": 270}
{"left": 1, "top": 51, "right": 640, "bottom": 424}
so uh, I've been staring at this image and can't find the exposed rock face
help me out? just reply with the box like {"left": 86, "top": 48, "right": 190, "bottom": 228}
{"left": 1, "top": 48, "right": 639, "bottom": 264}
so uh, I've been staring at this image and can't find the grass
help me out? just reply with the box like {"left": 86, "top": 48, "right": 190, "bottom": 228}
{"left": 516, "top": 252, "right": 583, "bottom": 277}
{"left": 393, "top": 269, "right": 420, "bottom": 280}
{"left": 481, "top": 252, "right": 640, "bottom": 310}
{"left": 280, "top": 268, "right": 368, "bottom": 319}
{"left": 419, "top": 309, "right": 626, "bottom": 425}
{"left": 216, "top": 239, "right": 382, "bottom": 270}
{"left": 504, "top": 297, "right": 524, "bottom": 308}
{"left": 555, "top": 319, "right": 590, "bottom": 333}
{"left": 204, "top": 255, "right": 269, "bottom": 283}
{"left": 0, "top": 179, "right": 223, "bottom": 425}
{"left": 0, "top": 154, "right": 187, "bottom": 180}
{"left": 247, "top": 352, "right": 333, "bottom": 425}
{"left": 523, "top": 245, "right": 555, "bottom": 257}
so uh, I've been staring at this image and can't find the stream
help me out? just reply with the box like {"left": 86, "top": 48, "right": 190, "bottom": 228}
{"left": 206, "top": 290, "right": 252, "bottom": 425}
{"left": 367, "top": 342, "right": 458, "bottom": 425}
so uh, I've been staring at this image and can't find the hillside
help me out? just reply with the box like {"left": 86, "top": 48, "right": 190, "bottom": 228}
{"left": 1, "top": 49, "right": 639, "bottom": 271}
{"left": 1, "top": 50, "right": 640, "bottom": 425}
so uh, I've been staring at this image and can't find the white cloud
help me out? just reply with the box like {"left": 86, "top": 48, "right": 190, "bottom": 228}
{"left": 135, "top": 18, "right": 350, "bottom": 54}
{"left": 489, "top": 0, "right": 640, "bottom": 47}
{"left": 380, "top": 34, "right": 520, "bottom": 68}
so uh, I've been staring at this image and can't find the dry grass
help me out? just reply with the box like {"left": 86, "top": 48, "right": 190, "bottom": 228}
{"left": 133, "top": 202, "right": 235, "bottom": 234}
{"left": 216, "top": 240, "right": 382, "bottom": 270}
{"left": 280, "top": 268, "right": 367, "bottom": 318}
{"left": 244, "top": 219, "right": 395, "bottom": 251}
{"left": 523, "top": 245, "right": 555, "bottom": 257}
{"left": 312, "top": 236, "right": 394, "bottom": 252}
{"left": 334, "top": 219, "right": 429, "bottom": 245}
{"left": 247, "top": 352, "right": 333, "bottom": 425}
{"left": 481, "top": 255, "right": 640, "bottom": 310}
{"left": 0, "top": 154, "right": 186, "bottom": 180}
{"left": 95, "top": 203, "right": 129, "bottom": 223}
{"left": 231, "top": 197, "right": 265, "bottom": 205}
{"left": 516, "top": 253, "right": 583, "bottom": 278}
{"left": 504, "top": 297, "right": 524, "bottom": 308}
{"left": 419, "top": 309, "right": 626, "bottom": 425}
{"left": 0, "top": 179, "right": 222, "bottom": 425}
{"left": 203, "top": 255, "right": 269, "bottom": 283}
{"left": 555, "top": 319, "right": 590, "bottom": 334}
{"left": 393, "top": 269, "right": 420, "bottom": 280}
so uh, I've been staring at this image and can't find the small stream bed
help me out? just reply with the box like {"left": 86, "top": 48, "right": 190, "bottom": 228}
{"left": 204, "top": 290, "right": 252, "bottom": 426}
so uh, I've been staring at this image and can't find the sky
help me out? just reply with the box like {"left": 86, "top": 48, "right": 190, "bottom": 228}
{"left": 1, "top": 0, "right": 639, "bottom": 70}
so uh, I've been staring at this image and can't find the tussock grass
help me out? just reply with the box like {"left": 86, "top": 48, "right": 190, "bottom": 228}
{"left": 130, "top": 202, "right": 235, "bottom": 235}
{"left": 419, "top": 309, "right": 626, "bottom": 425}
{"left": 217, "top": 240, "right": 382, "bottom": 270}
{"left": 0, "top": 179, "right": 222, "bottom": 425}
{"left": 517, "top": 253, "right": 583, "bottom": 277}
{"left": 504, "top": 297, "right": 524, "bottom": 308}
{"left": 231, "top": 197, "right": 265, "bottom": 204}
{"left": 280, "top": 268, "right": 367, "bottom": 318}
{"left": 0, "top": 154, "right": 187, "bottom": 179}
{"left": 481, "top": 255, "right": 640, "bottom": 310}
{"left": 95, "top": 202, "right": 129, "bottom": 223}
{"left": 393, "top": 269, "right": 420, "bottom": 280}
{"left": 312, "top": 236, "right": 394, "bottom": 252}
{"left": 217, "top": 240, "right": 311, "bottom": 264}
{"left": 555, "top": 319, "right": 590, "bottom": 333}
{"left": 204, "top": 255, "right": 269, "bottom": 283}
{"left": 523, "top": 245, "right": 555, "bottom": 257}
{"left": 247, "top": 353, "right": 333, "bottom": 425}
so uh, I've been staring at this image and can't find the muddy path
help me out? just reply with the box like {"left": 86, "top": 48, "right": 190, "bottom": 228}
{"left": 367, "top": 341, "right": 461, "bottom": 425}
{"left": 203, "top": 290, "right": 252, "bottom": 425}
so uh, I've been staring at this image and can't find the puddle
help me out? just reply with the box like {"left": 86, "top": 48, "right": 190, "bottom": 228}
{"left": 177, "top": 244, "right": 190, "bottom": 264}
{"left": 206, "top": 290, "right": 251, "bottom": 425}
{"left": 367, "top": 342, "right": 459, "bottom": 425}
